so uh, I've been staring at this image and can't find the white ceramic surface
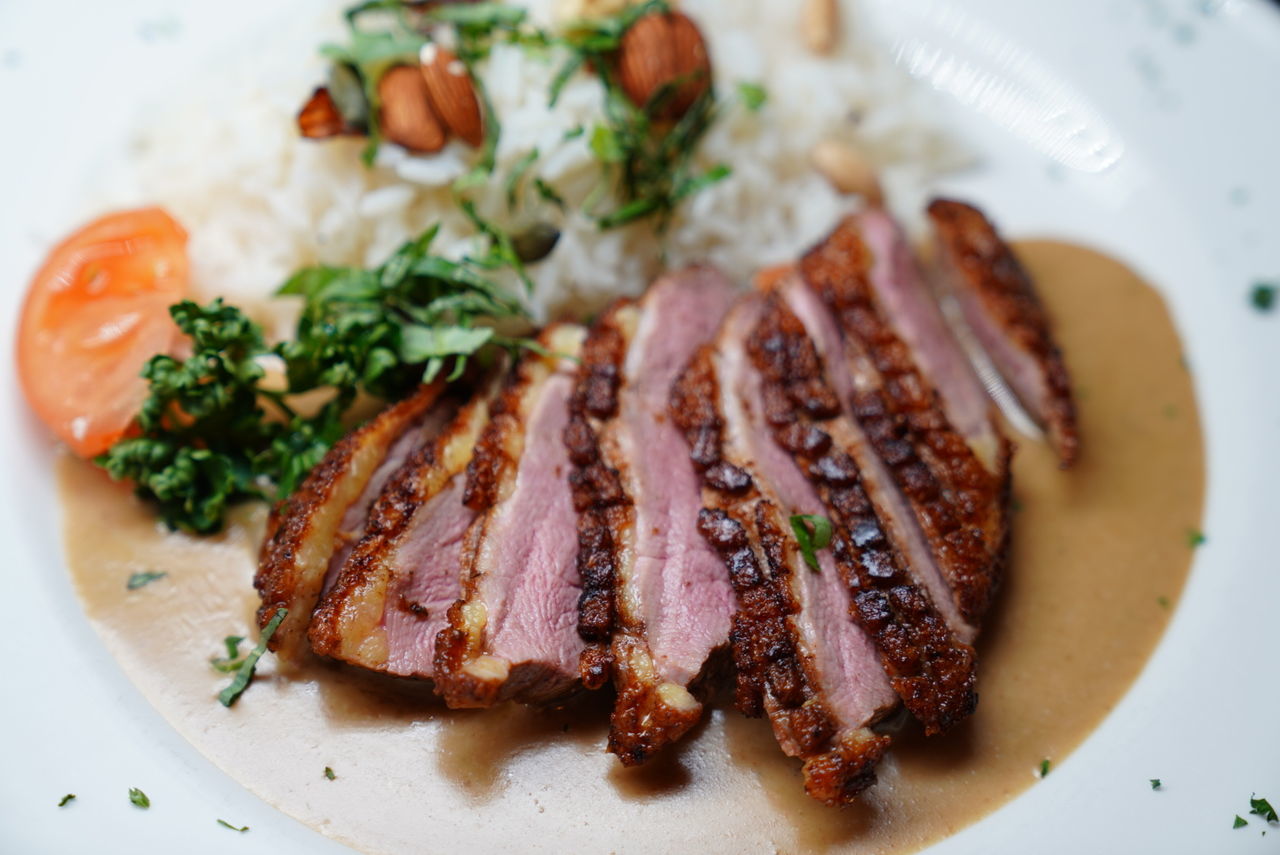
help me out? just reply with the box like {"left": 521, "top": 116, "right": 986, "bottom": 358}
{"left": 0, "top": 1, "right": 1277, "bottom": 853}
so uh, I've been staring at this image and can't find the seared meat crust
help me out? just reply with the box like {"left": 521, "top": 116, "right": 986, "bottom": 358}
{"left": 747, "top": 295, "right": 978, "bottom": 734}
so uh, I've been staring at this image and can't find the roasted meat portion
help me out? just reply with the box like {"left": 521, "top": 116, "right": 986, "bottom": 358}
{"left": 308, "top": 371, "right": 502, "bottom": 678}
{"left": 799, "top": 216, "right": 1012, "bottom": 624}
{"left": 434, "top": 325, "right": 587, "bottom": 707}
{"left": 567, "top": 267, "right": 736, "bottom": 766}
{"left": 746, "top": 293, "right": 977, "bottom": 735}
{"left": 254, "top": 382, "right": 447, "bottom": 662}
{"left": 928, "top": 198, "right": 1080, "bottom": 467}
{"left": 673, "top": 296, "right": 898, "bottom": 805}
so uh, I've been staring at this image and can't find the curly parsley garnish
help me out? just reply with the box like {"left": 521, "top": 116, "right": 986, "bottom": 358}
{"left": 790, "top": 514, "right": 833, "bottom": 572}
{"left": 97, "top": 225, "right": 529, "bottom": 534}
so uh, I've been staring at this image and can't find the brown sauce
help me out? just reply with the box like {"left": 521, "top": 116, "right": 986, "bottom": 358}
{"left": 57, "top": 241, "right": 1204, "bottom": 854}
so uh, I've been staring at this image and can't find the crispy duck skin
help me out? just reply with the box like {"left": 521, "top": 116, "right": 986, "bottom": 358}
{"left": 254, "top": 381, "right": 445, "bottom": 663}
{"left": 434, "top": 325, "right": 587, "bottom": 708}
{"left": 747, "top": 294, "right": 978, "bottom": 735}
{"left": 672, "top": 297, "right": 896, "bottom": 806}
{"left": 927, "top": 198, "right": 1080, "bottom": 467}
{"left": 567, "top": 268, "right": 736, "bottom": 766}
{"left": 799, "top": 219, "right": 1012, "bottom": 624}
{"left": 307, "top": 373, "right": 500, "bottom": 677}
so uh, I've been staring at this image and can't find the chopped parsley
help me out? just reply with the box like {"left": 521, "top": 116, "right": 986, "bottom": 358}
{"left": 1250, "top": 283, "right": 1275, "bottom": 312}
{"left": 790, "top": 514, "right": 833, "bottom": 572}
{"left": 324, "top": 766, "right": 337, "bottom": 781}
{"left": 1038, "top": 758, "right": 1051, "bottom": 778}
{"left": 1186, "top": 528, "right": 1206, "bottom": 548}
{"left": 126, "top": 570, "right": 168, "bottom": 591}
{"left": 57, "top": 794, "right": 76, "bottom": 807}
{"left": 737, "top": 81, "right": 768, "bottom": 112}
{"left": 1150, "top": 779, "right": 1162, "bottom": 790}
{"left": 217, "top": 819, "right": 250, "bottom": 832}
{"left": 218, "top": 608, "right": 287, "bottom": 708}
{"left": 128, "top": 787, "right": 150, "bottom": 809}
{"left": 1250, "top": 794, "right": 1278, "bottom": 823}
{"left": 1156, "top": 595, "right": 1171, "bottom": 609}
{"left": 97, "top": 225, "right": 531, "bottom": 534}
{"left": 1234, "top": 815, "right": 1249, "bottom": 829}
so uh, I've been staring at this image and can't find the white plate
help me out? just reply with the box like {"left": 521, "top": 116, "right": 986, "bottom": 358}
{"left": 1, "top": 1, "right": 1277, "bottom": 853}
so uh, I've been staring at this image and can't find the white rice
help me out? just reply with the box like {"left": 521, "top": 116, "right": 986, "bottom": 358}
{"left": 106, "top": 0, "right": 967, "bottom": 334}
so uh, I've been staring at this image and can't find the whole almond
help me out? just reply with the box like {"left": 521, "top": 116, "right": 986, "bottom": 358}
{"left": 810, "top": 138, "right": 882, "bottom": 204}
{"left": 802, "top": 0, "right": 839, "bottom": 56}
{"left": 420, "top": 44, "right": 485, "bottom": 147}
{"left": 378, "top": 65, "right": 448, "bottom": 153}
{"left": 297, "top": 87, "right": 347, "bottom": 139}
{"left": 618, "top": 11, "right": 712, "bottom": 119}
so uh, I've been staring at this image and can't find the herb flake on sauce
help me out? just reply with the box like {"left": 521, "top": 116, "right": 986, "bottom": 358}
{"left": 126, "top": 570, "right": 168, "bottom": 590}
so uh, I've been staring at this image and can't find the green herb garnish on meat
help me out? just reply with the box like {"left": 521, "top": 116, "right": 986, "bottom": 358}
{"left": 97, "top": 226, "right": 530, "bottom": 534}
{"left": 218, "top": 608, "right": 287, "bottom": 707}
{"left": 790, "top": 514, "right": 833, "bottom": 572}
{"left": 128, "top": 787, "right": 150, "bottom": 809}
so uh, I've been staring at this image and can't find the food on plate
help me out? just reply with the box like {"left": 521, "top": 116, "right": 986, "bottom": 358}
{"left": 14, "top": 0, "right": 1208, "bottom": 848}
{"left": 17, "top": 207, "right": 189, "bottom": 457}
{"left": 928, "top": 198, "right": 1080, "bottom": 466}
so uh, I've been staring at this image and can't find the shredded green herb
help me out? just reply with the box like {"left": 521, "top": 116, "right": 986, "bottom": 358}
{"left": 58, "top": 794, "right": 76, "bottom": 807}
{"left": 1038, "top": 758, "right": 1051, "bottom": 778}
{"left": 1235, "top": 815, "right": 1249, "bottom": 829}
{"left": 217, "top": 819, "right": 250, "bottom": 833}
{"left": 790, "top": 514, "right": 833, "bottom": 572}
{"left": 1186, "top": 528, "right": 1206, "bottom": 548}
{"left": 218, "top": 608, "right": 287, "bottom": 708}
{"left": 1156, "top": 595, "right": 1171, "bottom": 609}
{"left": 210, "top": 636, "right": 248, "bottom": 674}
{"left": 324, "top": 766, "right": 337, "bottom": 781}
{"left": 126, "top": 570, "right": 168, "bottom": 591}
{"left": 97, "top": 225, "right": 530, "bottom": 534}
{"left": 1150, "top": 779, "right": 1162, "bottom": 790}
{"left": 1250, "top": 795, "right": 1278, "bottom": 823}
{"left": 1250, "top": 283, "right": 1275, "bottom": 312}
{"left": 128, "top": 787, "right": 150, "bottom": 809}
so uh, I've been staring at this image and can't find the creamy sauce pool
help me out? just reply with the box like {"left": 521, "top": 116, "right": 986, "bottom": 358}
{"left": 58, "top": 241, "right": 1204, "bottom": 854}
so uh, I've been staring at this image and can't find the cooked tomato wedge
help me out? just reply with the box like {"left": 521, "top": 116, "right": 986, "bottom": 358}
{"left": 17, "top": 207, "right": 189, "bottom": 457}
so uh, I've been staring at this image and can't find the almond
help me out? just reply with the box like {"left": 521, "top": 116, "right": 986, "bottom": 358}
{"left": 617, "top": 11, "right": 712, "bottom": 120}
{"left": 420, "top": 44, "right": 485, "bottom": 148}
{"left": 810, "top": 138, "right": 882, "bottom": 204}
{"left": 802, "top": 0, "right": 839, "bottom": 56}
{"left": 297, "top": 87, "right": 347, "bottom": 139}
{"left": 377, "top": 65, "right": 448, "bottom": 154}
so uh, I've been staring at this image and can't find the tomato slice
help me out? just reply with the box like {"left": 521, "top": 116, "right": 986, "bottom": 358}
{"left": 17, "top": 207, "right": 189, "bottom": 457}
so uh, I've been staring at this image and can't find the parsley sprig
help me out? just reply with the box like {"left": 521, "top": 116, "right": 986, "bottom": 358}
{"left": 97, "top": 226, "right": 530, "bottom": 534}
